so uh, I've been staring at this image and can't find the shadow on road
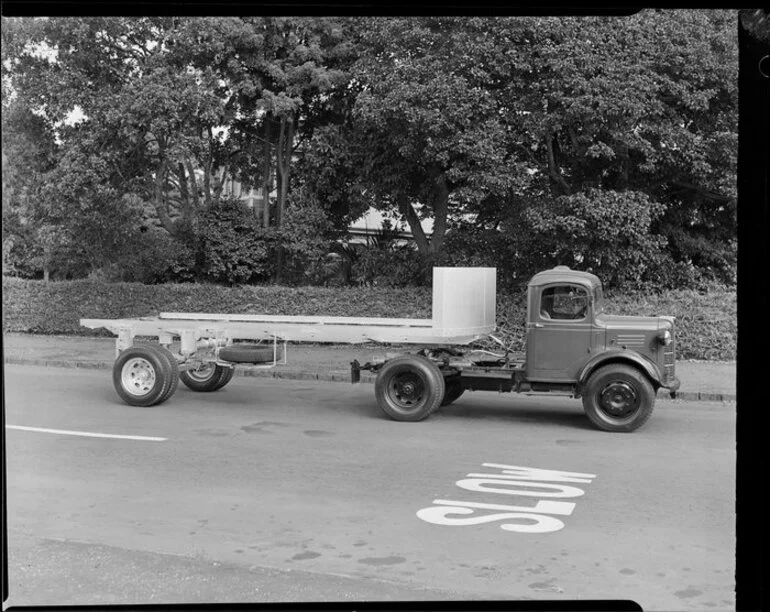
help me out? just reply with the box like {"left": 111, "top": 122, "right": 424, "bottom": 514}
{"left": 437, "top": 403, "right": 594, "bottom": 431}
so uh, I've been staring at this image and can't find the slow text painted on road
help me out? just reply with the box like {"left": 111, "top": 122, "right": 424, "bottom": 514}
{"left": 417, "top": 463, "right": 597, "bottom": 533}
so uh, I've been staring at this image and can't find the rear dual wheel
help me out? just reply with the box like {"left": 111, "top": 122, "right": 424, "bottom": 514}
{"left": 113, "top": 344, "right": 179, "bottom": 407}
{"left": 375, "top": 356, "right": 446, "bottom": 422}
{"left": 180, "top": 363, "right": 235, "bottom": 392}
{"left": 441, "top": 377, "right": 465, "bottom": 406}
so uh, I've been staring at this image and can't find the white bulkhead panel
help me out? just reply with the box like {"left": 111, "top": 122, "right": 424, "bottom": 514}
{"left": 432, "top": 267, "right": 497, "bottom": 338}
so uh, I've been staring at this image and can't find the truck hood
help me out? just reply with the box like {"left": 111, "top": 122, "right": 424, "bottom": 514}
{"left": 597, "top": 314, "right": 672, "bottom": 331}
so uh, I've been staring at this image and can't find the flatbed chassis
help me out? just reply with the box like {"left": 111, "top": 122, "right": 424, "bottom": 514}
{"left": 353, "top": 352, "right": 577, "bottom": 396}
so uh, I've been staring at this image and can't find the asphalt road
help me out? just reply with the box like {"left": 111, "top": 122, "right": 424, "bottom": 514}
{"left": 4, "top": 364, "right": 736, "bottom": 609}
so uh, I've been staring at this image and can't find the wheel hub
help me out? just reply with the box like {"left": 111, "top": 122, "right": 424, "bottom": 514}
{"left": 390, "top": 374, "right": 424, "bottom": 407}
{"left": 599, "top": 381, "right": 638, "bottom": 417}
{"left": 122, "top": 357, "right": 156, "bottom": 397}
{"left": 188, "top": 363, "right": 215, "bottom": 381}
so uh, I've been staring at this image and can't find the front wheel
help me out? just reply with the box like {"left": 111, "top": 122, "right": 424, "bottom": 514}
{"left": 581, "top": 364, "right": 655, "bottom": 432}
{"left": 375, "top": 356, "right": 446, "bottom": 422}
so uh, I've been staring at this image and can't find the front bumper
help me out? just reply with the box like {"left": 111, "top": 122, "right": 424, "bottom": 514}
{"left": 662, "top": 375, "right": 681, "bottom": 398}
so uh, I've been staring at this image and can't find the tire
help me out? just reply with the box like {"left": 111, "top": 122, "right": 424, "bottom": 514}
{"left": 152, "top": 344, "right": 180, "bottom": 403}
{"left": 441, "top": 377, "right": 465, "bottom": 406}
{"left": 582, "top": 364, "right": 655, "bottom": 432}
{"left": 180, "top": 362, "right": 232, "bottom": 392}
{"left": 113, "top": 345, "right": 173, "bottom": 407}
{"left": 219, "top": 344, "right": 280, "bottom": 364}
{"left": 213, "top": 366, "right": 235, "bottom": 390}
{"left": 375, "top": 356, "right": 446, "bottom": 422}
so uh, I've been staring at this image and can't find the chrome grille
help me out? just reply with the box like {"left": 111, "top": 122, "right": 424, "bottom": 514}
{"left": 663, "top": 335, "right": 676, "bottom": 381}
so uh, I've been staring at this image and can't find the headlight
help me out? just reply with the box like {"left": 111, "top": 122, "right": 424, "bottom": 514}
{"left": 658, "top": 330, "right": 672, "bottom": 346}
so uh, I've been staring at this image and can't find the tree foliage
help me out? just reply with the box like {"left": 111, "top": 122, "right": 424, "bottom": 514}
{"left": 344, "top": 17, "right": 534, "bottom": 269}
{"left": 514, "top": 11, "right": 738, "bottom": 285}
{"left": 2, "top": 16, "right": 351, "bottom": 279}
{"left": 2, "top": 12, "right": 738, "bottom": 288}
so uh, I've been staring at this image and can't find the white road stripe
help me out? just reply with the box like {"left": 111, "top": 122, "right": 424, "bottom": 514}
{"left": 5, "top": 425, "right": 167, "bottom": 442}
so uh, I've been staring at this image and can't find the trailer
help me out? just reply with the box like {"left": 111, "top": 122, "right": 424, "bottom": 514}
{"left": 80, "top": 266, "right": 680, "bottom": 432}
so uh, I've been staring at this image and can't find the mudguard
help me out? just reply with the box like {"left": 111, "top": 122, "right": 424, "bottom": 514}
{"left": 576, "top": 349, "right": 663, "bottom": 395}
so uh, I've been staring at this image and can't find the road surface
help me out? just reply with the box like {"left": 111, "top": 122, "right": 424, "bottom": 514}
{"left": 4, "top": 364, "right": 735, "bottom": 609}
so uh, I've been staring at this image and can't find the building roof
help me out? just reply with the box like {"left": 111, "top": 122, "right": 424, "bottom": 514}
{"left": 349, "top": 207, "right": 434, "bottom": 238}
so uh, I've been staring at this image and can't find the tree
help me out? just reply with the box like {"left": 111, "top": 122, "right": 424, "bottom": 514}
{"left": 228, "top": 17, "right": 351, "bottom": 280}
{"left": 3, "top": 17, "right": 354, "bottom": 280}
{"left": 305, "top": 12, "right": 737, "bottom": 287}
{"left": 3, "top": 17, "right": 216, "bottom": 251}
{"left": 507, "top": 10, "right": 738, "bottom": 284}
{"left": 343, "top": 17, "right": 534, "bottom": 272}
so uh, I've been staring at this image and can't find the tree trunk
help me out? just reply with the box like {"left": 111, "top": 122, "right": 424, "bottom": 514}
{"left": 275, "top": 115, "right": 295, "bottom": 229}
{"left": 274, "top": 115, "right": 295, "bottom": 283}
{"left": 429, "top": 171, "right": 449, "bottom": 256}
{"left": 184, "top": 157, "right": 201, "bottom": 212}
{"left": 262, "top": 120, "right": 272, "bottom": 227}
{"left": 618, "top": 142, "right": 630, "bottom": 190}
{"left": 399, "top": 171, "right": 451, "bottom": 257}
{"left": 152, "top": 160, "right": 178, "bottom": 236}
{"left": 398, "top": 193, "right": 431, "bottom": 256}
{"left": 546, "top": 132, "right": 571, "bottom": 196}
{"left": 203, "top": 127, "right": 214, "bottom": 207}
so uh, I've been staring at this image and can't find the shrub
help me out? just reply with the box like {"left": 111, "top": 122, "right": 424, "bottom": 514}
{"left": 351, "top": 246, "right": 424, "bottom": 287}
{"left": 2, "top": 276, "right": 736, "bottom": 361}
{"left": 523, "top": 189, "right": 669, "bottom": 289}
{"left": 116, "top": 229, "right": 198, "bottom": 284}
{"left": 279, "top": 197, "right": 337, "bottom": 285}
{"left": 341, "top": 224, "right": 425, "bottom": 287}
{"left": 438, "top": 224, "right": 533, "bottom": 291}
{"left": 197, "top": 197, "right": 277, "bottom": 285}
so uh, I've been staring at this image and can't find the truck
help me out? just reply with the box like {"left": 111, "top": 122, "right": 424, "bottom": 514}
{"left": 80, "top": 266, "right": 680, "bottom": 433}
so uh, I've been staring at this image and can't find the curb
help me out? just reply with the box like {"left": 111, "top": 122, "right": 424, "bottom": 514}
{"left": 4, "top": 357, "right": 736, "bottom": 403}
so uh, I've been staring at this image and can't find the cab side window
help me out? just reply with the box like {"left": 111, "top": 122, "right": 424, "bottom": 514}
{"left": 541, "top": 285, "right": 589, "bottom": 321}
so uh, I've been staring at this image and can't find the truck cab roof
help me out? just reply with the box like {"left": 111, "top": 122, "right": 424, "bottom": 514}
{"left": 528, "top": 266, "right": 602, "bottom": 289}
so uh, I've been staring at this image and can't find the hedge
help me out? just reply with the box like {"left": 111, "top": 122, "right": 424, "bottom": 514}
{"left": 2, "top": 276, "right": 736, "bottom": 361}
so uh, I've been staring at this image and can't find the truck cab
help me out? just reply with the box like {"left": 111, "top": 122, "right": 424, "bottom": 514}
{"left": 523, "top": 266, "right": 680, "bottom": 430}
{"left": 526, "top": 266, "right": 678, "bottom": 389}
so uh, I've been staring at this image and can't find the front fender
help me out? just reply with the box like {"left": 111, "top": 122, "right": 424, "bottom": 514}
{"left": 576, "top": 349, "right": 663, "bottom": 394}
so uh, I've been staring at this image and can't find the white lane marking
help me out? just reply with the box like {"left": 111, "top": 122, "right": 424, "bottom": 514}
{"left": 6, "top": 425, "right": 167, "bottom": 442}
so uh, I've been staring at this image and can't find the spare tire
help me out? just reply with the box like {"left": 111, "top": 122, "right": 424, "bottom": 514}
{"left": 219, "top": 344, "right": 281, "bottom": 364}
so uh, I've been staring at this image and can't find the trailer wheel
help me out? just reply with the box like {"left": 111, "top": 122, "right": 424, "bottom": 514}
{"left": 375, "top": 356, "right": 445, "bottom": 422}
{"left": 113, "top": 345, "right": 173, "bottom": 407}
{"left": 152, "top": 344, "right": 180, "bottom": 402}
{"left": 180, "top": 363, "right": 232, "bottom": 392}
{"left": 213, "top": 366, "right": 235, "bottom": 390}
{"left": 582, "top": 364, "right": 655, "bottom": 432}
{"left": 441, "top": 377, "right": 465, "bottom": 406}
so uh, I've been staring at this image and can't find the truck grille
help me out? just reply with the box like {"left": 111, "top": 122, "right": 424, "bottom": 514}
{"left": 663, "top": 339, "right": 676, "bottom": 382}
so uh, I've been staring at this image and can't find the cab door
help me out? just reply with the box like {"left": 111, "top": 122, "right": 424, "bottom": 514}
{"left": 526, "top": 283, "right": 594, "bottom": 382}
